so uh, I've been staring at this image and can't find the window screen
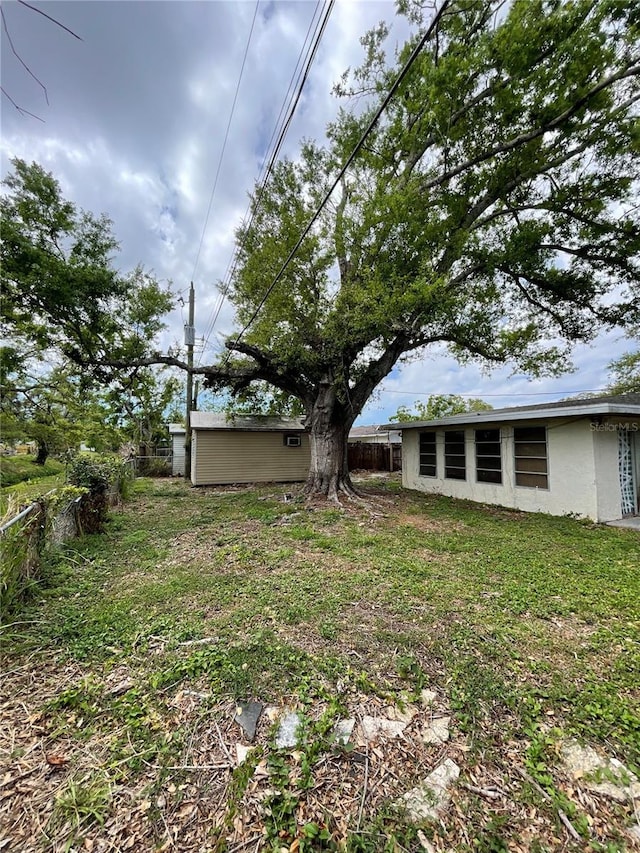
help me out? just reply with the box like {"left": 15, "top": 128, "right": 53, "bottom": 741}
{"left": 419, "top": 432, "right": 436, "bottom": 477}
{"left": 444, "top": 430, "right": 466, "bottom": 480}
{"left": 475, "top": 428, "right": 502, "bottom": 484}
{"left": 514, "top": 426, "right": 548, "bottom": 488}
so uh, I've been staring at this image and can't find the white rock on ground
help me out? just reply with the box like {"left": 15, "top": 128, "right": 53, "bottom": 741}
{"left": 333, "top": 718, "right": 355, "bottom": 745}
{"left": 236, "top": 744, "right": 252, "bottom": 765}
{"left": 421, "top": 716, "right": 451, "bottom": 745}
{"left": 275, "top": 712, "right": 302, "bottom": 749}
{"left": 399, "top": 758, "right": 461, "bottom": 822}
{"left": 560, "top": 739, "right": 640, "bottom": 803}
{"left": 361, "top": 716, "right": 408, "bottom": 741}
{"left": 384, "top": 703, "right": 418, "bottom": 724}
{"left": 420, "top": 689, "right": 438, "bottom": 707}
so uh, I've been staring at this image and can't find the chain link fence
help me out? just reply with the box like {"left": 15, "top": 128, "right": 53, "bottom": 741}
{"left": 1, "top": 482, "right": 126, "bottom": 620}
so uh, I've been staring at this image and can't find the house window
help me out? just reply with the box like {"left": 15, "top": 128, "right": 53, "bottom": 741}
{"left": 445, "top": 430, "right": 466, "bottom": 480}
{"left": 283, "top": 434, "right": 302, "bottom": 447}
{"left": 419, "top": 432, "right": 436, "bottom": 477}
{"left": 475, "top": 428, "right": 502, "bottom": 484}
{"left": 514, "top": 426, "right": 548, "bottom": 488}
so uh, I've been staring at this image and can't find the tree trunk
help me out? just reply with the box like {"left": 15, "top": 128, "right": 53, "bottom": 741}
{"left": 35, "top": 441, "right": 49, "bottom": 465}
{"left": 304, "top": 386, "right": 358, "bottom": 500}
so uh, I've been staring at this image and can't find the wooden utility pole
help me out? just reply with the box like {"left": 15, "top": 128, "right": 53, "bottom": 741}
{"left": 184, "top": 282, "right": 195, "bottom": 482}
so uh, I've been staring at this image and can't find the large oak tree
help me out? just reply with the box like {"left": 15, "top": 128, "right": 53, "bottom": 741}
{"left": 196, "top": 0, "right": 639, "bottom": 498}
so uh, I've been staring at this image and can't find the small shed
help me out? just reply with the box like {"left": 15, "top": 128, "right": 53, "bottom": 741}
{"left": 182, "top": 412, "right": 309, "bottom": 486}
{"left": 168, "top": 423, "right": 186, "bottom": 476}
{"left": 382, "top": 394, "right": 640, "bottom": 522}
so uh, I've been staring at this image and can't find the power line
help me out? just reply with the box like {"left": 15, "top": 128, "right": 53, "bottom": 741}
{"left": 198, "top": 0, "right": 332, "bottom": 364}
{"left": 198, "top": 0, "right": 324, "bottom": 362}
{"left": 377, "top": 388, "right": 607, "bottom": 397}
{"left": 191, "top": 0, "right": 260, "bottom": 283}
{"left": 225, "top": 0, "right": 452, "bottom": 363}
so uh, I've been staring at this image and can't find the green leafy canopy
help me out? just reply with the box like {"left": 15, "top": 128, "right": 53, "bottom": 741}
{"left": 203, "top": 0, "right": 639, "bottom": 429}
{"left": 1, "top": 159, "right": 177, "bottom": 457}
{"left": 1, "top": 158, "right": 173, "bottom": 366}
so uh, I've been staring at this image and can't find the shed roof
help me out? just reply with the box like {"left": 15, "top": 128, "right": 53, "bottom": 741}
{"left": 381, "top": 393, "right": 640, "bottom": 431}
{"left": 349, "top": 425, "right": 402, "bottom": 439}
{"left": 189, "top": 412, "right": 305, "bottom": 432}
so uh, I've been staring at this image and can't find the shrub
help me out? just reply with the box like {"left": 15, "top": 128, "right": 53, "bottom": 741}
{"left": 67, "top": 455, "right": 113, "bottom": 494}
{"left": 137, "top": 457, "right": 171, "bottom": 477}
{"left": 66, "top": 455, "right": 133, "bottom": 532}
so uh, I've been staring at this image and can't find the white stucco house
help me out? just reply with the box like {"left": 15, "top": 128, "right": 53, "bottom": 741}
{"left": 382, "top": 394, "right": 640, "bottom": 522}
{"left": 348, "top": 425, "right": 402, "bottom": 444}
{"left": 168, "top": 413, "right": 310, "bottom": 485}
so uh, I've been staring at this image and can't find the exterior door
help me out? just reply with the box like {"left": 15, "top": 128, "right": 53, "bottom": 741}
{"left": 618, "top": 429, "right": 638, "bottom": 516}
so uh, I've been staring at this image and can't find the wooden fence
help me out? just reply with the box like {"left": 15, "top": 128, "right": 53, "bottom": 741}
{"left": 348, "top": 442, "right": 402, "bottom": 472}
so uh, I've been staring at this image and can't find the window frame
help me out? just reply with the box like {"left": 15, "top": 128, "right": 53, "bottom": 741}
{"left": 475, "top": 428, "right": 502, "bottom": 484}
{"left": 444, "top": 429, "right": 466, "bottom": 481}
{"left": 418, "top": 431, "right": 437, "bottom": 477}
{"left": 513, "top": 425, "right": 549, "bottom": 489}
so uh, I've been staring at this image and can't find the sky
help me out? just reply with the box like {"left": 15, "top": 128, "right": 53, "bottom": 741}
{"left": 1, "top": 0, "right": 631, "bottom": 425}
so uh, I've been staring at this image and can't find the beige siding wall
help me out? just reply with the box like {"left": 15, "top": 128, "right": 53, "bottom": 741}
{"left": 191, "top": 430, "right": 310, "bottom": 485}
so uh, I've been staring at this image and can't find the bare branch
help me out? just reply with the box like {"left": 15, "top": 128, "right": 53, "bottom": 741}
{"left": 1, "top": 7, "right": 49, "bottom": 105}
{"left": 17, "top": 0, "right": 82, "bottom": 40}
{"left": 77, "top": 354, "right": 189, "bottom": 373}
{"left": 0, "top": 86, "right": 44, "bottom": 122}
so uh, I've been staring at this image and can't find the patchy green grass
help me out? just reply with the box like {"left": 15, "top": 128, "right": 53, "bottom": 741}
{"left": 0, "top": 456, "right": 66, "bottom": 515}
{"left": 1, "top": 477, "right": 638, "bottom": 852}
{"left": 0, "top": 454, "right": 64, "bottom": 487}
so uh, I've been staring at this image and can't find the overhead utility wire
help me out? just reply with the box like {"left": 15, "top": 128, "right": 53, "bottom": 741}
{"left": 198, "top": 0, "right": 333, "bottom": 364}
{"left": 198, "top": 0, "right": 325, "bottom": 361}
{"left": 379, "top": 388, "right": 607, "bottom": 397}
{"left": 197, "top": 0, "right": 324, "bottom": 359}
{"left": 225, "top": 0, "right": 452, "bottom": 363}
{"left": 191, "top": 0, "right": 260, "bottom": 283}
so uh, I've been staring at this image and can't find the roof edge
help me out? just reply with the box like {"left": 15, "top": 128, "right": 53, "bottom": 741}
{"left": 381, "top": 401, "right": 640, "bottom": 430}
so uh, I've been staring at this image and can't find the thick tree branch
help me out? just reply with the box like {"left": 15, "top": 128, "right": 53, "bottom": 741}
{"left": 538, "top": 243, "right": 638, "bottom": 270}
{"left": 349, "top": 333, "right": 411, "bottom": 414}
{"left": 76, "top": 354, "right": 189, "bottom": 373}
{"left": 421, "top": 63, "right": 640, "bottom": 193}
{"left": 200, "top": 340, "right": 313, "bottom": 404}
{"left": 496, "top": 265, "right": 607, "bottom": 337}
{"left": 434, "top": 127, "right": 612, "bottom": 275}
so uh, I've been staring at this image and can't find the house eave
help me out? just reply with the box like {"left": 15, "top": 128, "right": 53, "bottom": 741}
{"left": 381, "top": 402, "right": 640, "bottom": 431}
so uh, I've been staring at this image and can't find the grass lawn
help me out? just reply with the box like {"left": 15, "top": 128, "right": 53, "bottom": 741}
{"left": 0, "top": 456, "right": 66, "bottom": 516}
{"left": 1, "top": 476, "right": 638, "bottom": 852}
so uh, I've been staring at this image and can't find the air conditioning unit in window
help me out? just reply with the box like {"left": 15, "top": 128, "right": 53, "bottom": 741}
{"left": 284, "top": 434, "right": 301, "bottom": 447}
